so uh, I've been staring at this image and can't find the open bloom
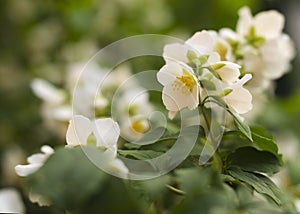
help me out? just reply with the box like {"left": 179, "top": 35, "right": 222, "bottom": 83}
{"left": 15, "top": 145, "right": 54, "bottom": 177}
{"left": 66, "top": 115, "right": 129, "bottom": 177}
{"left": 237, "top": 6, "right": 284, "bottom": 39}
{"left": 157, "top": 62, "right": 199, "bottom": 119}
{"left": 223, "top": 74, "right": 253, "bottom": 114}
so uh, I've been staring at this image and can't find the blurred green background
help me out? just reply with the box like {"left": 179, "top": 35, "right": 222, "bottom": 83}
{"left": 0, "top": 0, "right": 299, "bottom": 212}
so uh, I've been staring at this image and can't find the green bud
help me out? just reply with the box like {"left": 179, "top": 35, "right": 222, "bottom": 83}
{"left": 211, "top": 63, "right": 225, "bottom": 70}
{"left": 223, "top": 88, "right": 233, "bottom": 96}
{"left": 187, "top": 50, "right": 197, "bottom": 61}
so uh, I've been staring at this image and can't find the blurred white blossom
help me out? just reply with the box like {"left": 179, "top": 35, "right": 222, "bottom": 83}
{"left": 0, "top": 188, "right": 25, "bottom": 214}
{"left": 15, "top": 145, "right": 54, "bottom": 177}
{"left": 66, "top": 115, "right": 129, "bottom": 177}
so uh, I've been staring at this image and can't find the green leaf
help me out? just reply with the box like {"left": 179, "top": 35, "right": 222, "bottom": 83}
{"left": 26, "top": 147, "right": 106, "bottom": 211}
{"left": 250, "top": 126, "right": 279, "bottom": 156}
{"left": 228, "top": 167, "right": 282, "bottom": 205}
{"left": 187, "top": 50, "right": 197, "bottom": 61}
{"left": 225, "top": 147, "right": 281, "bottom": 174}
{"left": 200, "top": 79, "right": 216, "bottom": 90}
{"left": 231, "top": 112, "right": 252, "bottom": 141}
{"left": 210, "top": 63, "right": 225, "bottom": 70}
{"left": 118, "top": 149, "right": 163, "bottom": 160}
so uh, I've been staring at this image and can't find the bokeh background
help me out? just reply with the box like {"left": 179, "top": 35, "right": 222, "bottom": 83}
{"left": 1, "top": 0, "right": 300, "bottom": 213}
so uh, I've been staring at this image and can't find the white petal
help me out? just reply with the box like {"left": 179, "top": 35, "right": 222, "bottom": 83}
{"left": 0, "top": 188, "right": 25, "bottom": 213}
{"left": 254, "top": 10, "right": 284, "bottom": 39}
{"left": 52, "top": 105, "right": 72, "bottom": 121}
{"left": 66, "top": 115, "right": 92, "bottom": 146}
{"left": 215, "top": 61, "right": 241, "bottom": 83}
{"left": 224, "top": 87, "right": 253, "bottom": 114}
{"left": 93, "top": 118, "right": 120, "bottom": 149}
{"left": 163, "top": 43, "right": 189, "bottom": 63}
{"left": 31, "top": 79, "right": 65, "bottom": 104}
{"left": 168, "top": 111, "right": 178, "bottom": 119}
{"left": 157, "top": 63, "right": 182, "bottom": 86}
{"left": 29, "top": 191, "right": 51, "bottom": 206}
{"left": 108, "top": 158, "right": 129, "bottom": 179}
{"left": 41, "top": 145, "right": 55, "bottom": 155}
{"left": 27, "top": 154, "right": 47, "bottom": 164}
{"left": 186, "top": 31, "right": 214, "bottom": 54}
{"left": 231, "top": 74, "right": 252, "bottom": 89}
{"left": 237, "top": 6, "right": 253, "bottom": 36}
{"left": 15, "top": 163, "right": 43, "bottom": 177}
{"left": 162, "top": 83, "right": 199, "bottom": 112}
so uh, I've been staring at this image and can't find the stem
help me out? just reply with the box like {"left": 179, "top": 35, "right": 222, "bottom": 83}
{"left": 166, "top": 184, "right": 186, "bottom": 196}
{"left": 199, "top": 102, "right": 223, "bottom": 172}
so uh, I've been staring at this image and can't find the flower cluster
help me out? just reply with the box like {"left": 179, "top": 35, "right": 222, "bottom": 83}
{"left": 157, "top": 30, "right": 253, "bottom": 119}
{"left": 157, "top": 6, "right": 295, "bottom": 120}
{"left": 31, "top": 62, "right": 153, "bottom": 141}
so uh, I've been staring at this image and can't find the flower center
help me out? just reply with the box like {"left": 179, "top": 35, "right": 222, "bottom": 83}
{"left": 131, "top": 120, "right": 149, "bottom": 133}
{"left": 214, "top": 42, "right": 228, "bottom": 61}
{"left": 175, "top": 70, "right": 196, "bottom": 92}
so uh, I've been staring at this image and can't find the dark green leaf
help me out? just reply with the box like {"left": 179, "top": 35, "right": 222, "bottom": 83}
{"left": 228, "top": 167, "right": 281, "bottom": 205}
{"left": 226, "top": 147, "right": 281, "bottom": 174}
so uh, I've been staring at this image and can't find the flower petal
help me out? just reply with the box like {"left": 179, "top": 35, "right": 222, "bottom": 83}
{"left": 224, "top": 87, "right": 253, "bottom": 114}
{"left": 0, "top": 188, "right": 25, "bottom": 213}
{"left": 215, "top": 61, "right": 241, "bottom": 83}
{"left": 254, "top": 10, "right": 284, "bottom": 39}
{"left": 163, "top": 43, "right": 189, "bottom": 63}
{"left": 93, "top": 118, "right": 120, "bottom": 150}
{"left": 157, "top": 63, "right": 182, "bottom": 86}
{"left": 15, "top": 163, "right": 43, "bottom": 177}
{"left": 186, "top": 31, "right": 214, "bottom": 54}
{"left": 237, "top": 6, "right": 253, "bottom": 36}
{"left": 66, "top": 115, "right": 92, "bottom": 146}
{"left": 162, "top": 82, "right": 199, "bottom": 112}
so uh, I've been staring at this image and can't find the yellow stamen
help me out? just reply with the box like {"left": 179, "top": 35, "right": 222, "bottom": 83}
{"left": 174, "top": 69, "right": 196, "bottom": 93}
{"left": 131, "top": 120, "right": 149, "bottom": 133}
{"left": 214, "top": 42, "right": 228, "bottom": 61}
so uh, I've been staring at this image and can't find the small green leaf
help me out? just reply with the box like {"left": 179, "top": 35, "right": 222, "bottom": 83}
{"left": 231, "top": 112, "right": 252, "bottom": 141}
{"left": 200, "top": 79, "right": 216, "bottom": 90}
{"left": 210, "top": 63, "right": 225, "bottom": 70}
{"left": 223, "top": 88, "right": 232, "bottom": 96}
{"left": 198, "top": 55, "right": 209, "bottom": 65}
{"left": 187, "top": 50, "right": 197, "bottom": 61}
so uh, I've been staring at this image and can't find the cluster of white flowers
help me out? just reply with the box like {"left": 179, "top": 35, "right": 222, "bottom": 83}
{"left": 157, "top": 30, "right": 253, "bottom": 119}
{"left": 31, "top": 62, "right": 153, "bottom": 141}
{"left": 157, "top": 6, "right": 295, "bottom": 120}
{"left": 66, "top": 115, "right": 129, "bottom": 178}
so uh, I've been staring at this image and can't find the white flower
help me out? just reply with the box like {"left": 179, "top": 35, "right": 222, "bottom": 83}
{"left": 31, "top": 78, "right": 65, "bottom": 105}
{"left": 66, "top": 115, "right": 129, "bottom": 177}
{"left": 213, "top": 61, "right": 241, "bottom": 84}
{"left": 66, "top": 115, "right": 120, "bottom": 157}
{"left": 223, "top": 74, "right": 253, "bottom": 114}
{"left": 237, "top": 6, "right": 284, "bottom": 39}
{"left": 259, "top": 34, "right": 295, "bottom": 79}
{"left": 0, "top": 188, "right": 25, "bottom": 214}
{"left": 121, "top": 116, "right": 150, "bottom": 141}
{"left": 15, "top": 145, "right": 54, "bottom": 177}
{"left": 163, "top": 30, "right": 218, "bottom": 64}
{"left": 295, "top": 199, "right": 300, "bottom": 213}
{"left": 114, "top": 87, "right": 153, "bottom": 140}
{"left": 157, "top": 62, "right": 199, "bottom": 119}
